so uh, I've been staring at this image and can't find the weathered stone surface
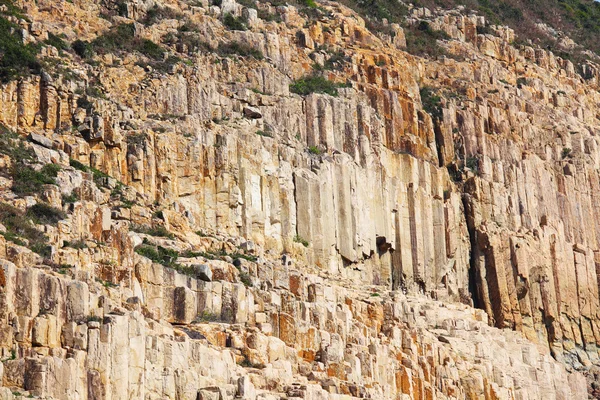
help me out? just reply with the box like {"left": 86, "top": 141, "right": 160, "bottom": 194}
{"left": 0, "top": 0, "right": 596, "bottom": 398}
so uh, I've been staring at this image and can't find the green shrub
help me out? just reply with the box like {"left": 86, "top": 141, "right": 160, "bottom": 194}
{"left": 230, "top": 252, "right": 258, "bottom": 262}
{"left": 562, "top": 147, "right": 572, "bottom": 159}
{"left": 72, "top": 40, "right": 93, "bottom": 58}
{"left": 181, "top": 249, "right": 257, "bottom": 263}
{"left": 420, "top": 87, "right": 443, "bottom": 120}
{"left": 290, "top": 75, "right": 346, "bottom": 96}
{"left": 45, "top": 33, "right": 69, "bottom": 52}
{"left": 153, "top": 210, "right": 164, "bottom": 219}
{"left": 92, "top": 23, "right": 135, "bottom": 54}
{"left": 12, "top": 163, "right": 60, "bottom": 196}
{"left": 130, "top": 223, "right": 174, "bottom": 239}
{"left": 63, "top": 240, "right": 87, "bottom": 249}
{"left": 0, "top": 12, "right": 40, "bottom": 82}
{"left": 294, "top": 234, "right": 309, "bottom": 247}
{"left": 465, "top": 156, "right": 479, "bottom": 174}
{"left": 194, "top": 311, "right": 220, "bottom": 322}
{"left": 121, "top": 199, "right": 135, "bottom": 208}
{"left": 256, "top": 129, "right": 273, "bottom": 138}
{"left": 300, "top": 0, "right": 317, "bottom": 7}
{"left": 143, "top": 5, "right": 183, "bottom": 25}
{"left": 476, "top": 24, "right": 493, "bottom": 35}
{"left": 307, "top": 146, "right": 322, "bottom": 155}
{"left": 337, "top": 0, "right": 408, "bottom": 33}
{"left": 223, "top": 13, "right": 248, "bottom": 31}
{"left": 404, "top": 22, "right": 450, "bottom": 59}
{"left": 164, "top": 30, "right": 213, "bottom": 54}
{"left": 0, "top": 124, "right": 35, "bottom": 161}
{"left": 116, "top": 1, "right": 128, "bottom": 16}
{"left": 0, "top": 0, "right": 27, "bottom": 19}
{"left": 239, "top": 271, "right": 253, "bottom": 287}
{"left": 323, "top": 50, "right": 350, "bottom": 71}
{"left": 135, "top": 244, "right": 180, "bottom": 266}
{"left": 91, "top": 23, "right": 165, "bottom": 60}
{"left": 0, "top": 202, "right": 51, "bottom": 257}
{"left": 41, "top": 163, "right": 61, "bottom": 177}
{"left": 69, "top": 159, "right": 89, "bottom": 172}
{"left": 27, "top": 203, "right": 66, "bottom": 225}
{"left": 217, "top": 41, "right": 263, "bottom": 59}
{"left": 139, "top": 39, "right": 165, "bottom": 59}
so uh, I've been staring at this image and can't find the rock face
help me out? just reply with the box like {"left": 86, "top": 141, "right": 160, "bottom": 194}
{"left": 0, "top": 0, "right": 597, "bottom": 398}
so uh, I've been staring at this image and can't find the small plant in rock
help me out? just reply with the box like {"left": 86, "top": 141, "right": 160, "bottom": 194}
{"left": 517, "top": 77, "right": 528, "bottom": 87}
{"left": 307, "top": 146, "right": 322, "bottom": 156}
{"left": 126, "top": 133, "right": 146, "bottom": 146}
{"left": 130, "top": 223, "right": 174, "bottom": 239}
{"left": 465, "top": 156, "right": 479, "bottom": 174}
{"left": 238, "top": 271, "right": 253, "bottom": 287}
{"left": 62, "top": 192, "right": 79, "bottom": 204}
{"left": 1, "top": 349, "right": 16, "bottom": 362}
{"left": 256, "top": 129, "right": 273, "bottom": 138}
{"left": 63, "top": 240, "right": 87, "bottom": 249}
{"left": 290, "top": 75, "right": 346, "bottom": 97}
{"left": 231, "top": 252, "right": 258, "bottom": 262}
{"left": 562, "top": 147, "right": 572, "bottom": 159}
{"left": 195, "top": 230, "right": 213, "bottom": 238}
{"left": 57, "top": 264, "right": 74, "bottom": 274}
{"left": 135, "top": 244, "right": 180, "bottom": 267}
{"left": 69, "top": 159, "right": 89, "bottom": 172}
{"left": 194, "top": 311, "right": 220, "bottom": 323}
{"left": 323, "top": 49, "right": 350, "bottom": 71}
{"left": 420, "top": 87, "right": 443, "bottom": 120}
{"left": 95, "top": 278, "right": 118, "bottom": 288}
{"left": 294, "top": 234, "right": 309, "bottom": 247}
{"left": 237, "top": 357, "right": 264, "bottom": 368}
{"left": 476, "top": 24, "right": 493, "bottom": 35}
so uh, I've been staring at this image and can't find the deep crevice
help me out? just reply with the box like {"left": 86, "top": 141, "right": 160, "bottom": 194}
{"left": 461, "top": 189, "right": 484, "bottom": 311}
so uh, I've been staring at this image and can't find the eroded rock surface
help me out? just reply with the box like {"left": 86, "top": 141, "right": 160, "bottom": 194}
{"left": 0, "top": 0, "right": 597, "bottom": 398}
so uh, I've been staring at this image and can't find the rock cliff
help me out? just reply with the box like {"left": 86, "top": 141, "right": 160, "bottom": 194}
{"left": 0, "top": 0, "right": 597, "bottom": 398}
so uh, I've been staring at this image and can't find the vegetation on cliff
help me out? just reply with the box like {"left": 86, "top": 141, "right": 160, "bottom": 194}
{"left": 412, "top": 0, "right": 600, "bottom": 58}
{"left": 0, "top": 1, "right": 40, "bottom": 82}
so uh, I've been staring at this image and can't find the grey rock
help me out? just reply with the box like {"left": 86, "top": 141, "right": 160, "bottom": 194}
{"left": 29, "top": 133, "right": 53, "bottom": 149}
{"left": 194, "top": 264, "right": 213, "bottom": 282}
{"left": 243, "top": 106, "right": 262, "bottom": 119}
